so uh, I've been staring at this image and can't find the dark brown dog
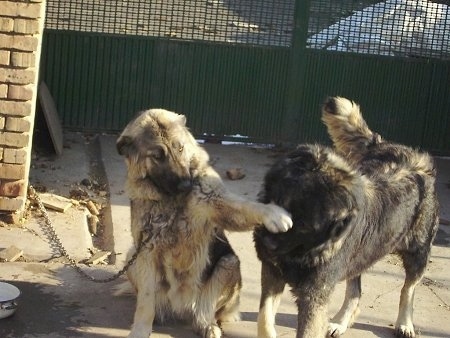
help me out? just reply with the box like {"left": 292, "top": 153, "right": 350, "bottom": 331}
{"left": 254, "top": 97, "right": 438, "bottom": 338}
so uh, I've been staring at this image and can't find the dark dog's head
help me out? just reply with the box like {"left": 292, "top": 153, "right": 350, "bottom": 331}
{"left": 254, "top": 144, "right": 364, "bottom": 266}
{"left": 117, "top": 109, "right": 209, "bottom": 197}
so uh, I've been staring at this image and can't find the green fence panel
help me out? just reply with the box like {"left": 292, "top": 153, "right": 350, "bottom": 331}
{"left": 289, "top": 51, "right": 445, "bottom": 149}
{"left": 41, "top": 30, "right": 290, "bottom": 141}
{"left": 40, "top": 0, "right": 450, "bottom": 153}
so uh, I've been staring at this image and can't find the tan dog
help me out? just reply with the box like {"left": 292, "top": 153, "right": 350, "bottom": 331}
{"left": 116, "top": 108, "right": 292, "bottom": 338}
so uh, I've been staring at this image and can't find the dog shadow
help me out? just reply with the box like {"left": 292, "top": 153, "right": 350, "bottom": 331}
{"left": 352, "top": 322, "right": 450, "bottom": 338}
{"left": 0, "top": 265, "right": 135, "bottom": 338}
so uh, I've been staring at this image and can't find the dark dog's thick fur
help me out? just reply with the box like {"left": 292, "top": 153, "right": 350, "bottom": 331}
{"left": 116, "top": 108, "right": 292, "bottom": 338}
{"left": 254, "top": 97, "right": 439, "bottom": 338}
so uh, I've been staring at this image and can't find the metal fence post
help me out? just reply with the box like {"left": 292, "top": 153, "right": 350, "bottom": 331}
{"left": 281, "top": 0, "right": 311, "bottom": 144}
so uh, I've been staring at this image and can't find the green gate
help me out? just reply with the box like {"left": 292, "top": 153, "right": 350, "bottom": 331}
{"left": 40, "top": 0, "right": 450, "bottom": 153}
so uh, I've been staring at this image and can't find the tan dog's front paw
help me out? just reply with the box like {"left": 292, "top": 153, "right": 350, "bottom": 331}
{"left": 262, "top": 203, "right": 292, "bottom": 233}
{"left": 204, "top": 324, "right": 222, "bottom": 338}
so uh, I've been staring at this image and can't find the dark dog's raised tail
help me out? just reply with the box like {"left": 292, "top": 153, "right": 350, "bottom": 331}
{"left": 322, "top": 97, "right": 382, "bottom": 161}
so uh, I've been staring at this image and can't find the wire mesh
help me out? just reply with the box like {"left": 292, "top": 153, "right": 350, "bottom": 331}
{"left": 45, "top": 0, "right": 449, "bottom": 59}
{"left": 44, "top": 0, "right": 294, "bottom": 47}
{"left": 307, "top": 0, "right": 450, "bottom": 59}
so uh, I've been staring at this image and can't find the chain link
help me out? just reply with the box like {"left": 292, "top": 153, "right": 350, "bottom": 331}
{"left": 27, "top": 185, "right": 151, "bottom": 283}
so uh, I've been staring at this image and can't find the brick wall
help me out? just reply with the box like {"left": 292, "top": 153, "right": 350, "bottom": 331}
{"left": 0, "top": 0, "right": 46, "bottom": 219}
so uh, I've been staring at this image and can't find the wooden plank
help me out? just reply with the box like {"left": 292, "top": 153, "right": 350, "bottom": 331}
{"left": 85, "top": 251, "right": 111, "bottom": 265}
{"left": 38, "top": 81, "right": 64, "bottom": 156}
{"left": 0, "top": 245, "right": 23, "bottom": 262}
{"left": 39, "top": 193, "right": 72, "bottom": 213}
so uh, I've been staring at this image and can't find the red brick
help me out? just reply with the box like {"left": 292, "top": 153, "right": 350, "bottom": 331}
{"left": 0, "top": 179, "right": 26, "bottom": 197}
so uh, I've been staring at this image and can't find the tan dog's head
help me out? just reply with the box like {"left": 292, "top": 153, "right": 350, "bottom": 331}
{"left": 117, "top": 109, "right": 209, "bottom": 197}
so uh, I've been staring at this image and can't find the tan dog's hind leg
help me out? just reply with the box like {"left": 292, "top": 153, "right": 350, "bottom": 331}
{"left": 328, "top": 277, "right": 361, "bottom": 337}
{"left": 257, "top": 263, "right": 285, "bottom": 338}
{"left": 193, "top": 254, "right": 241, "bottom": 338}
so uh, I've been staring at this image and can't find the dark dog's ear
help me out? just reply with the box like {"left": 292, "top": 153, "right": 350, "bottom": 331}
{"left": 116, "top": 136, "right": 134, "bottom": 156}
{"left": 328, "top": 211, "right": 354, "bottom": 240}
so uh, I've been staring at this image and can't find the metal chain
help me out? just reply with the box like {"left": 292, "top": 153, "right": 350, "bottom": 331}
{"left": 27, "top": 185, "right": 151, "bottom": 283}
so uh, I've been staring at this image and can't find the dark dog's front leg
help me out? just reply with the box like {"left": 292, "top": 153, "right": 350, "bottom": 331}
{"left": 328, "top": 276, "right": 362, "bottom": 337}
{"left": 257, "top": 262, "right": 286, "bottom": 338}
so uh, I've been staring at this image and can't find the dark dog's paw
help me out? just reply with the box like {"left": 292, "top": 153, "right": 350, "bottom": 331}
{"left": 395, "top": 324, "right": 416, "bottom": 338}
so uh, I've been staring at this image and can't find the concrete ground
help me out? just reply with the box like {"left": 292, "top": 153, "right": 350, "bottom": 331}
{"left": 0, "top": 132, "right": 449, "bottom": 338}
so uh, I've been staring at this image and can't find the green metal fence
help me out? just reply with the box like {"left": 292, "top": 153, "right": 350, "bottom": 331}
{"left": 40, "top": 0, "right": 450, "bottom": 153}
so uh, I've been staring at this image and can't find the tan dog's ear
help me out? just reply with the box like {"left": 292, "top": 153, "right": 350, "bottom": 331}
{"left": 117, "top": 135, "right": 134, "bottom": 156}
{"left": 177, "top": 114, "right": 187, "bottom": 126}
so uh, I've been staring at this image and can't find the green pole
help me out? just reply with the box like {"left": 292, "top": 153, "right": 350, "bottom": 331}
{"left": 282, "top": 0, "right": 311, "bottom": 143}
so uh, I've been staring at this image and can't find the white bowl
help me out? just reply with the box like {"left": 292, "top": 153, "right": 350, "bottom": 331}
{"left": 0, "top": 282, "right": 20, "bottom": 319}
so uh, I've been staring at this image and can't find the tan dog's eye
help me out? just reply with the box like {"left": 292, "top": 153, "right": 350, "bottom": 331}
{"left": 148, "top": 147, "right": 164, "bottom": 160}
{"left": 179, "top": 145, "right": 184, "bottom": 152}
